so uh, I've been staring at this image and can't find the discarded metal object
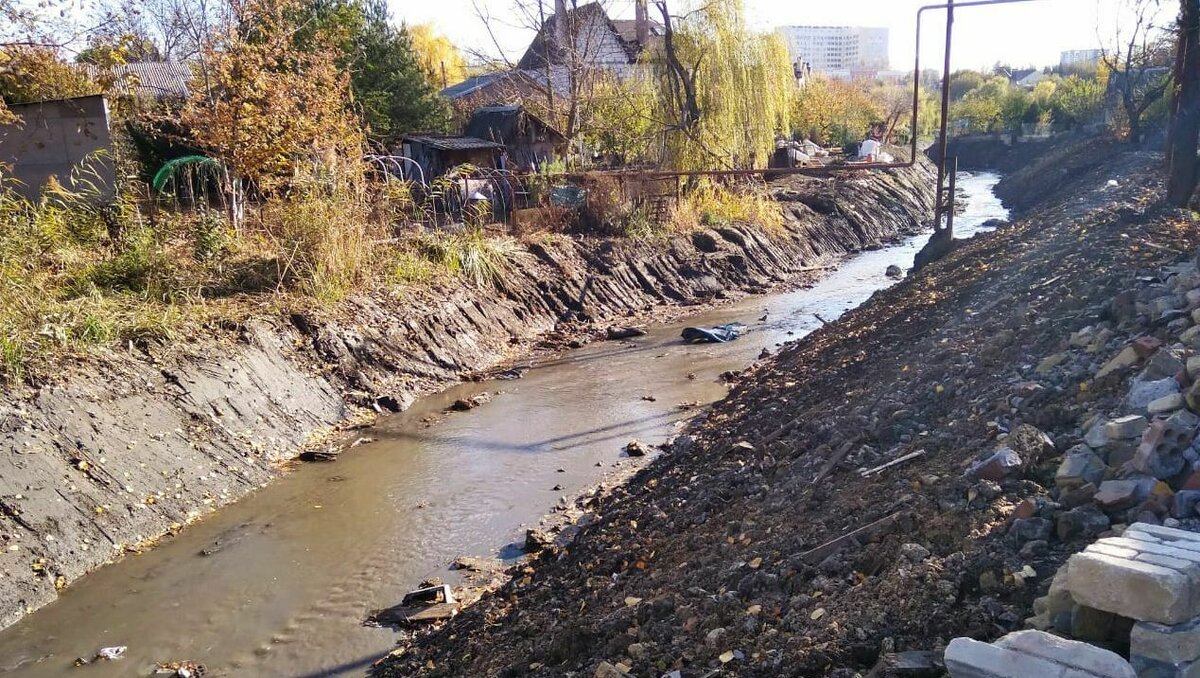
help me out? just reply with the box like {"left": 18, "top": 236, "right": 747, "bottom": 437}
{"left": 861, "top": 450, "right": 927, "bottom": 477}
{"left": 368, "top": 584, "right": 460, "bottom": 628}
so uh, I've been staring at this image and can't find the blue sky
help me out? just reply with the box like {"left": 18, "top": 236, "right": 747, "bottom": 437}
{"left": 392, "top": 0, "right": 1178, "bottom": 71}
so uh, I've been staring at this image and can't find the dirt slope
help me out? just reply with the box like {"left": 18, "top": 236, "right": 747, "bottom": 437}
{"left": 374, "top": 142, "right": 1200, "bottom": 677}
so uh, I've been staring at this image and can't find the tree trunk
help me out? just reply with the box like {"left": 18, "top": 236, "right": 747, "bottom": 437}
{"left": 1168, "top": 0, "right": 1200, "bottom": 207}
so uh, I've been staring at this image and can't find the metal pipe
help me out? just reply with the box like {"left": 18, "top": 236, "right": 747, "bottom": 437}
{"left": 934, "top": 0, "right": 955, "bottom": 235}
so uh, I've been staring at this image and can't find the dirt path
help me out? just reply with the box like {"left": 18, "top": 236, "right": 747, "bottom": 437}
{"left": 373, "top": 142, "right": 1200, "bottom": 677}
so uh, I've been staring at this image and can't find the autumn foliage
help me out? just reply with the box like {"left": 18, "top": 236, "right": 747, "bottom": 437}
{"left": 181, "top": 0, "right": 363, "bottom": 187}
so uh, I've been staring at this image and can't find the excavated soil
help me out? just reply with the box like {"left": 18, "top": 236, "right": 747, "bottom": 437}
{"left": 0, "top": 162, "right": 933, "bottom": 631}
{"left": 374, "top": 141, "right": 1200, "bottom": 677}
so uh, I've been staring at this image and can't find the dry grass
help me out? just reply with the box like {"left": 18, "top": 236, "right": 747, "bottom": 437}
{"left": 669, "top": 180, "right": 785, "bottom": 232}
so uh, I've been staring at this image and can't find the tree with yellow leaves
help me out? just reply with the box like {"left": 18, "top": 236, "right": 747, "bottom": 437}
{"left": 181, "top": 0, "right": 363, "bottom": 223}
{"left": 407, "top": 23, "right": 467, "bottom": 90}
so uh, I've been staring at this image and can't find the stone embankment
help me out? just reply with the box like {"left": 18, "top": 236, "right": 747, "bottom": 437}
{"left": 373, "top": 140, "right": 1200, "bottom": 677}
{"left": 0, "top": 162, "right": 934, "bottom": 631}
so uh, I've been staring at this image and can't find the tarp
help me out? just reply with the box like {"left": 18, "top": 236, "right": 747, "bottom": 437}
{"left": 681, "top": 323, "right": 745, "bottom": 344}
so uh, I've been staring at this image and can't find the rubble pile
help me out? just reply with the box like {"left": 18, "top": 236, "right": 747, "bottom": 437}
{"left": 373, "top": 143, "right": 1200, "bottom": 677}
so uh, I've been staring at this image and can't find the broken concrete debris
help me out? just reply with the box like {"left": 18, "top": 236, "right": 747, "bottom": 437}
{"left": 964, "top": 447, "right": 1022, "bottom": 482}
{"left": 945, "top": 630, "right": 1135, "bottom": 677}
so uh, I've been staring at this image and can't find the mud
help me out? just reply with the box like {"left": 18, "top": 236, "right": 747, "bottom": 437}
{"left": 0, "top": 162, "right": 934, "bottom": 631}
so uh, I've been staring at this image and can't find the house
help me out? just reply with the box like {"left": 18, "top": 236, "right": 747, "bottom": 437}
{"left": 464, "top": 105, "right": 567, "bottom": 171}
{"left": 399, "top": 134, "right": 505, "bottom": 180}
{"left": 443, "top": 0, "right": 660, "bottom": 111}
{"left": 442, "top": 70, "right": 567, "bottom": 112}
{"left": 82, "top": 62, "right": 192, "bottom": 101}
{"left": 518, "top": 0, "right": 661, "bottom": 78}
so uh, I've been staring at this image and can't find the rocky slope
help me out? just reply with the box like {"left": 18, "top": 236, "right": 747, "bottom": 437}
{"left": 373, "top": 141, "right": 1200, "bottom": 677}
{"left": 0, "top": 162, "right": 934, "bottom": 631}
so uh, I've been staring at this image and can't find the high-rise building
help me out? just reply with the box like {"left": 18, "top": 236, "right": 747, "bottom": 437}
{"left": 776, "top": 25, "right": 890, "bottom": 77}
{"left": 1060, "top": 49, "right": 1104, "bottom": 69}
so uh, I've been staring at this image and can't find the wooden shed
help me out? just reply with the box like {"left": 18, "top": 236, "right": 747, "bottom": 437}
{"left": 464, "top": 106, "right": 568, "bottom": 172}
{"left": 400, "top": 134, "right": 505, "bottom": 180}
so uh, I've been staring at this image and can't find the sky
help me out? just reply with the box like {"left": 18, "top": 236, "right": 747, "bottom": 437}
{"left": 390, "top": 0, "right": 1178, "bottom": 71}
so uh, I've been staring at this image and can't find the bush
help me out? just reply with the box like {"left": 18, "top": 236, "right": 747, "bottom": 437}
{"left": 671, "top": 181, "right": 784, "bottom": 232}
{"left": 415, "top": 229, "right": 523, "bottom": 288}
{"left": 260, "top": 172, "right": 374, "bottom": 302}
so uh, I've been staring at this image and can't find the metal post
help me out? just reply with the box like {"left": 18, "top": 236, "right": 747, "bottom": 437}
{"left": 934, "top": 0, "right": 955, "bottom": 238}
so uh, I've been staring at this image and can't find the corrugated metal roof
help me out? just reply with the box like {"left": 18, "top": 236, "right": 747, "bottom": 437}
{"left": 403, "top": 135, "right": 504, "bottom": 151}
{"left": 84, "top": 62, "right": 192, "bottom": 99}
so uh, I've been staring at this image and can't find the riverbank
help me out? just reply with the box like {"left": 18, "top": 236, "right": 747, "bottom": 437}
{"left": 0, "top": 162, "right": 934, "bottom": 632}
{"left": 374, "top": 141, "right": 1200, "bottom": 676}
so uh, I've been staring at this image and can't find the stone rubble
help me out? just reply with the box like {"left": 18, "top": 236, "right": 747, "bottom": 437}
{"left": 953, "top": 255, "right": 1200, "bottom": 678}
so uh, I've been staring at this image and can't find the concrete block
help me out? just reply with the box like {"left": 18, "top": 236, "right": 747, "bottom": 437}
{"left": 1151, "top": 394, "right": 1188, "bottom": 415}
{"left": 1057, "top": 448, "right": 1108, "bottom": 490}
{"left": 1066, "top": 549, "right": 1200, "bottom": 624}
{"left": 945, "top": 631, "right": 1135, "bottom": 677}
{"left": 1133, "top": 617, "right": 1200, "bottom": 664}
{"left": 1130, "top": 655, "right": 1200, "bottom": 678}
{"left": 1108, "top": 415, "right": 1150, "bottom": 440}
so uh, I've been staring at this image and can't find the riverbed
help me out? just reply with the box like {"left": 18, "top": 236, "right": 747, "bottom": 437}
{"left": 0, "top": 172, "right": 1007, "bottom": 677}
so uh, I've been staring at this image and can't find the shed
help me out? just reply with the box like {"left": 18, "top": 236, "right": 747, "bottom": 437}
{"left": 464, "top": 106, "right": 567, "bottom": 171}
{"left": 0, "top": 94, "right": 115, "bottom": 200}
{"left": 400, "top": 134, "right": 504, "bottom": 180}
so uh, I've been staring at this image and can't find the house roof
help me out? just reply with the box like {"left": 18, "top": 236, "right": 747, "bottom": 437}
{"left": 517, "top": 2, "right": 658, "bottom": 70}
{"left": 442, "top": 68, "right": 570, "bottom": 103}
{"left": 83, "top": 62, "right": 192, "bottom": 99}
{"left": 402, "top": 135, "right": 505, "bottom": 151}
{"left": 442, "top": 73, "right": 509, "bottom": 100}
{"left": 464, "top": 105, "right": 567, "bottom": 146}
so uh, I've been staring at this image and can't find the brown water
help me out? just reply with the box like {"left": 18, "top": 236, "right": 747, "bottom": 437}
{"left": 0, "top": 174, "right": 1006, "bottom": 678}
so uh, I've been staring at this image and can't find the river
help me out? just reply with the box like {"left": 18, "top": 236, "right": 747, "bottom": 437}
{"left": 0, "top": 172, "right": 1008, "bottom": 677}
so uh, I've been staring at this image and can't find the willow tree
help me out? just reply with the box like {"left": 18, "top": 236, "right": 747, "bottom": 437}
{"left": 653, "top": 0, "right": 795, "bottom": 170}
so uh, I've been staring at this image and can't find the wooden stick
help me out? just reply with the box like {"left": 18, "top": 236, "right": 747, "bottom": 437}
{"left": 860, "top": 450, "right": 926, "bottom": 477}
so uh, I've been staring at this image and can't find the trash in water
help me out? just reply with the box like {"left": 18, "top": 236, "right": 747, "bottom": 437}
{"left": 96, "top": 646, "right": 127, "bottom": 660}
{"left": 681, "top": 323, "right": 745, "bottom": 344}
{"left": 368, "top": 584, "right": 460, "bottom": 627}
{"left": 401, "top": 584, "right": 457, "bottom": 607}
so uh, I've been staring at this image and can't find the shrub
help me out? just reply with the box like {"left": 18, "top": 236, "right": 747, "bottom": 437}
{"left": 416, "top": 229, "right": 523, "bottom": 288}
{"left": 671, "top": 181, "right": 784, "bottom": 232}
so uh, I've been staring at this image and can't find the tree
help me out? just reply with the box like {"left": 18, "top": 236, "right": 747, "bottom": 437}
{"left": 1102, "top": 0, "right": 1175, "bottom": 143}
{"left": 300, "top": 0, "right": 449, "bottom": 139}
{"left": 792, "top": 77, "right": 879, "bottom": 146}
{"left": 652, "top": 0, "right": 795, "bottom": 170}
{"left": 949, "top": 70, "right": 985, "bottom": 100}
{"left": 408, "top": 23, "right": 467, "bottom": 90}
{"left": 1166, "top": 0, "right": 1200, "bottom": 206}
{"left": 181, "top": 0, "right": 363, "bottom": 223}
{"left": 583, "top": 72, "right": 657, "bottom": 166}
{"left": 0, "top": 46, "right": 98, "bottom": 105}
{"left": 1051, "top": 73, "right": 1107, "bottom": 128}
{"left": 75, "top": 0, "right": 163, "bottom": 65}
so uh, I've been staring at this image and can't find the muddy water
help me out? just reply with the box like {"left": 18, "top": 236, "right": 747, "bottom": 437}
{"left": 0, "top": 173, "right": 1007, "bottom": 677}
